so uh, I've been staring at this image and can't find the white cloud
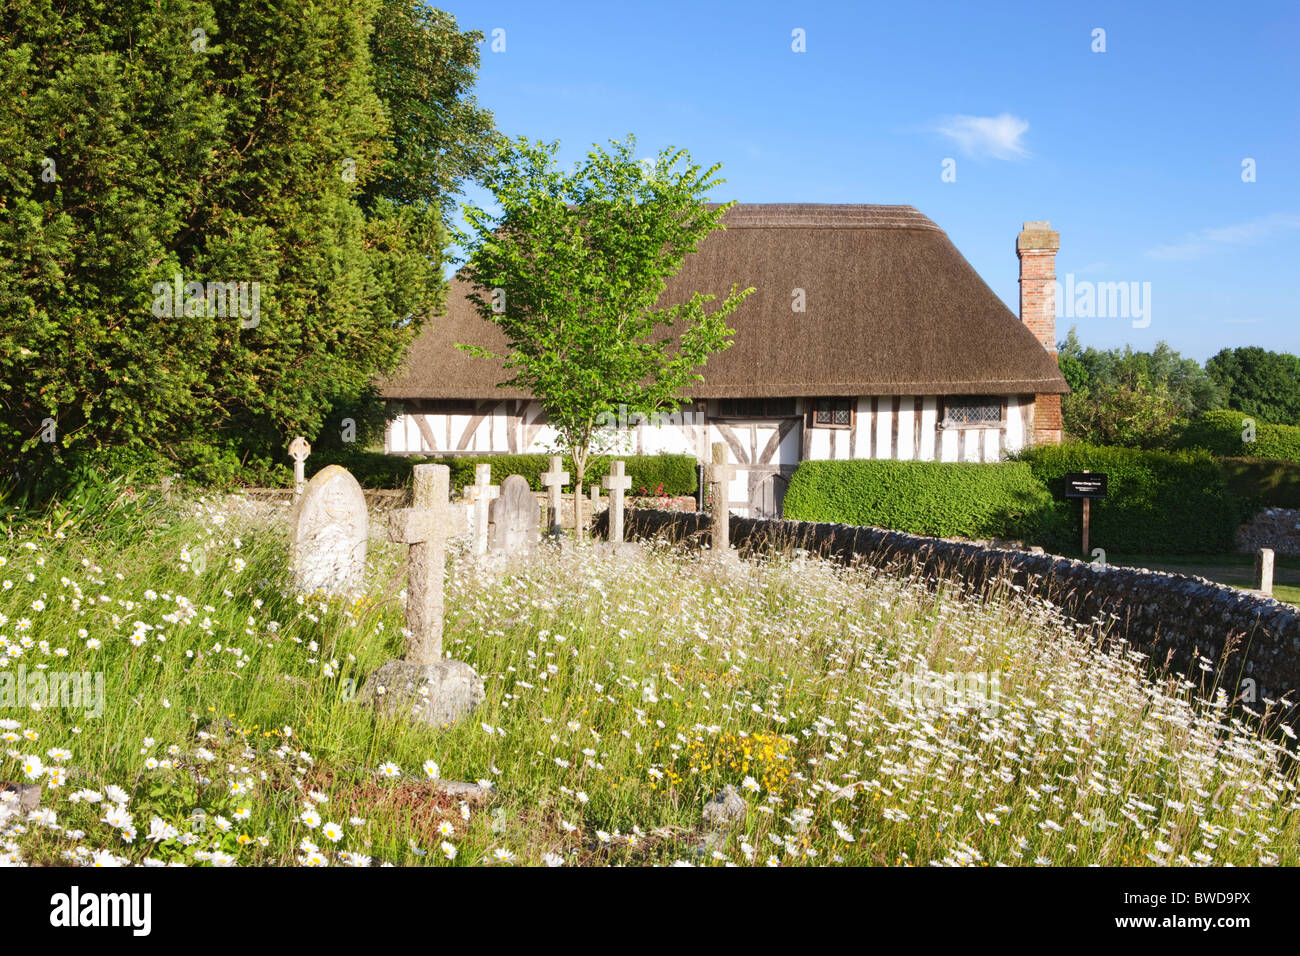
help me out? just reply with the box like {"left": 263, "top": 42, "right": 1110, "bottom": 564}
{"left": 933, "top": 113, "right": 1030, "bottom": 160}
{"left": 1146, "top": 212, "right": 1300, "bottom": 260}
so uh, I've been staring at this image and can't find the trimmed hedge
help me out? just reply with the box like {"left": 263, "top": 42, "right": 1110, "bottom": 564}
{"left": 1177, "top": 409, "right": 1300, "bottom": 462}
{"left": 1220, "top": 457, "right": 1300, "bottom": 511}
{"left": 785, "top": 448, "right": 1242, "bottom": 555}
{"left": 276, "top": 450, "right": 698, "bottom": 495}
{"left": 783, "top": 459, "right": 1059, "bottom": 541}
{"left": 1014, "top": 444, "right": 1239, "bottom": 554}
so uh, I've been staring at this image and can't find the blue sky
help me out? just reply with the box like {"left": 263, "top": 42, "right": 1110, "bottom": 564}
{"left": 440, "top": 0, "right": 1298, "bottom": 362}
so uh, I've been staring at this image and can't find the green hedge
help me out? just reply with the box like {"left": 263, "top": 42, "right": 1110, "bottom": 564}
{"left": 785, "top": 449, "right": 1242, "bottom": 555}
{"left": 1014, "top": 444, "right": 1239, "bottom": 554}
{"left": 1177, "top": 409, "right": 1300, "bottom": 461}
{"left": 1219, "top": 457, "right": 1300, "bottom": 511}
{"left": 783, "top": 459, "right": 1059, "bottom": 540}
{"left": 279, "top": 450, "right": 698, "bottom": 495}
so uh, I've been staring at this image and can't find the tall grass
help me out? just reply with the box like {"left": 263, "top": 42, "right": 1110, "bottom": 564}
{"left": 1, "top": 487, "right": 1297, "bottom": 866}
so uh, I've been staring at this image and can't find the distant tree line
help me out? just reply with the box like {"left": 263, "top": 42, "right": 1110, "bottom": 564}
{"left": 1057, "top": 327, "right": 1300, "bottom": 450}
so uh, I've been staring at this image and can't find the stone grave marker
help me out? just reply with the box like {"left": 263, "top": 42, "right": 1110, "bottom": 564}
{"left": 1256, "top": 547, "right": 1275, "bottom": 597}
{"left": 706, "top": 442, "right": 737, "bottom": 551}
{"left": 489, "top": 474, "right": 540, "bottom": 555}
{"left": 602, "top": 460, "right": 632, "bottom": 543}
{"left": 288, "top": 464, "right": 367, "bottom": 595}
{"left": 463, "top": 463, "right": 499, "bottom": 556}
{"left": 540, "top": 456, "right": 569, "bottom": 536}
{"left": 288, "top": 436, "right": 311, "bottom": 498}
{"left": 360, "top": 463, "right": 484, "bottom": 727}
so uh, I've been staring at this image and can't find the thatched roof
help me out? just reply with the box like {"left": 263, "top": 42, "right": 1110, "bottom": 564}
{"left": 379, "top": 204, "right": 1069, "bottom": 400}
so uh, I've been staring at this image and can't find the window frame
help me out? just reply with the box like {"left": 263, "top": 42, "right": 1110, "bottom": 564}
{"left": 809, "top": 397, "right": 855, "bottom": 429}
{"left": 938, "top": 396, "right": 1006, "bottom": 429}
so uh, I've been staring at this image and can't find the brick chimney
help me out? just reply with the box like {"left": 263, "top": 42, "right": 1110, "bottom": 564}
{"left": 1017, "top": 220, "right": 1062, "bottom": 445}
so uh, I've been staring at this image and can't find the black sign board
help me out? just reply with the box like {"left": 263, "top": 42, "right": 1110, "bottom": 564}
{"left": 1063, "top": 472, "right": 1108, "bottom": 498}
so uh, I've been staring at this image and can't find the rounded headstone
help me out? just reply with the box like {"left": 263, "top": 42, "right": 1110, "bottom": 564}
{"left": 288, "top": 464, "right": 368, "bottom": 595}
{"left": 489, "top": 474, "right": 540, "bottom": 554}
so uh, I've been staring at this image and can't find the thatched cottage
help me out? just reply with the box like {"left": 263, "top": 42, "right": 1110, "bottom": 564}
{"left": 379, "top": 205, "right": 1069, "bottom": 517}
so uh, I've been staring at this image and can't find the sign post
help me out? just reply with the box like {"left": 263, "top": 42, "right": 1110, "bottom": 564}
{"left": 1062, "top": 470, "right": 1108, "bottom": 558}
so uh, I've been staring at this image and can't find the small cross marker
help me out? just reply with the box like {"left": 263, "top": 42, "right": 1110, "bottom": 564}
{"left": 463, "top": 463, "right": 499, "bottom": 556}
{"left": 706, "top": 442, "right": 737, "bottom": 550}
{"left": 602, "top": 460, "right": 632, "bottom": 543}
{"left": 540, "top": 455, "right": 569, "bottom": 536}
{"left": 288, "top": 436, "right": 311, "bottom": 498}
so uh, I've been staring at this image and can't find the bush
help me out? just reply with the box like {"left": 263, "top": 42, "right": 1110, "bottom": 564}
{"left": 1177, "top": 409, "right": 1300, "bottom": 462}
{"left": 1061, "top": 379, "right": 1183, "bottom": 449}
{"left": 1176, "top": 410, "right": 1253, "bottom": 456}
{"left": 1014, "top": 444, "right": 1239, "bottom": 554}
{"left": 261, "top": 450, "right": 699, "bottom": 495}
{"left": 783, "top": 460, "right": 1059, "bottom": 541}
{"left": 1254, "top": 426, "right": 1300, "bottom": 462}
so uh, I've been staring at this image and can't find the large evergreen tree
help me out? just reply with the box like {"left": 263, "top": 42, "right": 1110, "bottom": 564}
{"left": 0, "top": 0, "right": 489, "bottom": 487}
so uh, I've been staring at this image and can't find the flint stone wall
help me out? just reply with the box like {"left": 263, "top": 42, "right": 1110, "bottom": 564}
{"left": 599, "top": 509, "right": 1300, "bottom": 705}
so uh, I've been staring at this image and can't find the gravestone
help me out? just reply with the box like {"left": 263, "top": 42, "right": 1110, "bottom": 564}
{"left": 540, "top": 456, "right": 569, "bottom": 536}
{"left": 288, "top": 436, "right": 311, "bottom": 499}
{"left": 589, "top": 484, "right": 602, "bottom": 517}
{"left": 1256, "top": 548, "right": 1275, "bottom": 597}
{"left": 463, "top": 464, "right": 500, "bottom": 556}
{"left": 288, "top": 464, "right": 367, "bottom": 594}
{"left": 489, "top": 474, "right": 539, "bottom": 555}
{"left": 602, "top": 460, "right": 632, "bottom": 543}
{"left": 360, "top": 463, "right": 484, "bottom": 727}
{"left": 706, "top": 442, "right": 737, "bottom": 551}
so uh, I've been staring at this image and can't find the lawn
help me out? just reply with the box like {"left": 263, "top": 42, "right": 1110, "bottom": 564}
{"left": 1, "top": 487, "right": 1297, "bottom": 867}
{"left": 1106, "top": 553, "right": 1300, "bottom": 606}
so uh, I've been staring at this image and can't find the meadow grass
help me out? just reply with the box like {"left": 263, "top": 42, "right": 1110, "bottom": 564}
{"left": 1, "top": 487, "right": 1297, "bottom": 867}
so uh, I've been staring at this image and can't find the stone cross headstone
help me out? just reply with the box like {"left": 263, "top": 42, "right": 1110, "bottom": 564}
{"left": 387, "top": 464, "right": 454, "bottom": 664}
{"left": 706, "top": 442, "right": 737, "bottom": 551}
{"left": 602, "top": 460, "right": 632, "bottom": 543}
{"left": 540, "top": 456, "right": 569, "bottom": 536}
{"left": 288, "top": 464, "right": 367, "bottom": 594}
{"left": 464, "top": 463, "right": 499, "bottom": 556}
{"left": 1256, "top": 547, "right": 1275, "bottom": 597}
{"left": 489, "top": 474, "right": 540, "bottom": 555}
{"left": 360, "top": 462, "right": 484, "bottom": 728}
{"left": 288, "top": 436, "right": 311, "bottom": 498}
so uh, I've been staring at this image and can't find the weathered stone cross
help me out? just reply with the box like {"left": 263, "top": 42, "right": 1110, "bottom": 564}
{"left": 464, "top": 463, "right": 499, "bottom": 556}
{"left": 602, "top": 460, "right": 632, "bottom": 543}
{"left": 387, "top": 463, "right": 453, "bottom": 665}
{"left": 706, "top": 442, "right": 737, "bottom": 551}
{"left": 540, "top": 455, "right": 569, "bottom": 537}
{"left": 288, "top": 436, "right": 311, "bottom": 498}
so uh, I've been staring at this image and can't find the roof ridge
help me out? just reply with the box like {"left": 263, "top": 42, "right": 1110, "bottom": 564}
{"left": 718, "top": 203, "right": 943, "bottom": 231}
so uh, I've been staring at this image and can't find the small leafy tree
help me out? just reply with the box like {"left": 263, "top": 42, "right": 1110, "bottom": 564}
{"left": 458, "top": 135, "right": 754, "bottom": 517}
{"left": 1062, "top": 375, "right": 1182, "bottom": 449}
